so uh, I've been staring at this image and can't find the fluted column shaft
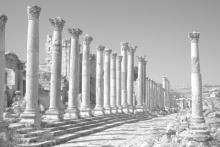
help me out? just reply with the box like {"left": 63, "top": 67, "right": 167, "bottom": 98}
{"left": 64, "top": 28, "right": 82, "bottom": 119}
{"left": 116, "top": 56, "right": 123, "bottom": 113}
{"left": 104, "top": 49, "right": 112, "bottom": 114}
{"left": 121, "top": 42, "right": 129, "bottom": 113}
{"left": 110, "top": 53, "right": 117, "bottom": 113}
{"left": 94, "top": 45, "right": 105, "bottom": 116}
{"left": 127, "top": 46, "right": 136, "bottom": 113}
{"left": 21, "top": 6, "right": 41, "bottom": 125}
{"left": 136, "top": 57, "right": 144, "bottom": 112}
{"left": 80, "top": 35, "right": 93, "bottom": 117}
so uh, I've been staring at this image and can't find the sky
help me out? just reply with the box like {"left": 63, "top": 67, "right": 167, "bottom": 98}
{"left": 0, "top": 0, "right": 220, "bottom": 89}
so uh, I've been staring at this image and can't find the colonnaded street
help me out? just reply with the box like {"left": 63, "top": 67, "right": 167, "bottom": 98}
{"left": 0, "top": 1, "right": 220, "bottom": 147}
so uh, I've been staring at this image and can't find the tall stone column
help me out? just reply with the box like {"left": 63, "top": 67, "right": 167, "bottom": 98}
{"left": 45, "top": 17, "right": 65, "bottom": 121}
{"left": 0, "top": 14, "right": 8, "bottom": 132}
{"left": 127, "top": 46, "right": 136, "bottom": 113}
{"left": 184, "top": 31, "right": 211, "bottom": 143}
{"left": 94, "top": 45, "right": 105, "bottom": 116}
{"left": 110, "top": 53, "right": 117, "bottom": 113}
{"left": 20, "top": 6, "right": 41, "bottom": 126}
{"left": 104, "top": 49, "right": 112, "bottom": 114}
{"left": 142, "top": 59, "right": 147, "bottom": 112}
{"left": 162, "top": 77, "right": 169, "bottom": 111}
{"left": 136, "top": 56, "right": 144, "bottom": 112}
{"left": 80, "top": 34, "right": 93, "bottom": 117}
{"left": 116, "top": 55, "right": 123, "bottom": 113}
{"left": 146, "top": 77, "right": 149, "bottom": 110}
{"left": 149, "top": 79, "right": 153, "bottom": 110}
{"left": 121, "top": 42, "right": 129, "bottom": 113}
{"left": 64, "top": 28, "right": 82, "bottom": 119}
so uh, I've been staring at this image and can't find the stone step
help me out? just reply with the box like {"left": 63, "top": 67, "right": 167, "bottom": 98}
{"left": 20, "top": 130, "right": 49, "bottom": 138}
{"left": 17, "top": 140, "right": 54, "bottom": 147}
{"left": 51, "top": 118, "right": 118, "bottom": 136}
{"left": 20, "top": 136, "right": 42, "bottom": 143}
{"left": 46, "top": 117, "right": 113, "bottom": 132}
{"left": 9, "top": 123, "right": 25, "bottom": 130}
{"left": 17, "top": 127, "right": 35, "bottom": 134}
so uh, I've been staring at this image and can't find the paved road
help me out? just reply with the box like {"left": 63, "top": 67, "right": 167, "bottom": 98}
{"left": 54, "top": 114, "right": 176, "bottom": 147}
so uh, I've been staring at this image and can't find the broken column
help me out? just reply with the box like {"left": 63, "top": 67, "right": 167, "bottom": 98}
{"left": 136, "top": 56, "right": 144, "bottom": 112}
{"left": 80, "top": 34, "right": 93, "bottom": 117}
{"left": 121, "top": 42, "right": 129, "bottom": 113}
{"left": 127, "top": 46, "right": 136, "bottom": 113}
{"left": 110, "top": 53, "right": 117, "bottom": 113}
{"left": 116, "top": 55, "right": 123, "bottom": 113}
{"left": 0, "top": 14, "right": 8, "bottom": 133}
{"left": 104, "top": 49, "right": 112, "bottom": 114}
{"left": 64, "top": 28, "right": 82, "bottom": 119}
{"left": 184, "top": 31, "right": 211, "bottom": 143}
{"left": 45, "top": 17, "right": 65, "bottom": 121}
{"left": 94, "top": 45, "right": 105, "bottom": 116}
{"left": 20, "top": 6, "right": 41, "bottom": 126}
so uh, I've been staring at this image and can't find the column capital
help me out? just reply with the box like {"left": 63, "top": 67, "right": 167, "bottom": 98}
{"left": 111, "top": 52, "right": 117, "bottom": 58}
{"left": 49, "top": 17, "right": 65, "bottom": 31}
{"left": 137, "top": 56, "right": 143, "bottom": 62}
{"left": 120, "top": 42, "right": 129, "bottom": 51}
{"left": 97, "top": 45, "right": 105, "bottom": 52}
{"left": 83, "top": 34, "right": 93, "bottom": 45}
{"left": 68, "top": 28, "right": 82, "bottom": 39}
{"left": 27, "top": 5, "right": 41, "bottom": 20}
{"left": 0, "top": 14, "right": 7, "bottom": 30}
{"left": 188, "top": 31, "right": 200, "bottom": 42}
{"left": 116, "top": 55, "right": 122, "bottom": 62}
{"left": 104, "top": 48, "right": 112, "bottom": 54}
{"left": 89, "top": 54, "right": 96, "bottom": 61}
{"left": 128, "top": 45, "right": 137, "bottom": 55}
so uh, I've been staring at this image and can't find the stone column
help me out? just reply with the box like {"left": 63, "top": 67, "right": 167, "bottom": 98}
{"left": 64, "top": 28, "right": 82, "bottom": 119}
{"left": 185, "top": 31, "right": 211, "bottom": 143}
{"left": 104, "top": 49, "right": 112, "bottom": 114}
{"left": 110, "top": 53, "right": 117, "bottom": 113}
{"left": 116, "top": 56, "right": 123, "bottom": 113}
{"left": 142, "top": 59, "right": 147, "bottom": 112}
{"left": 136, "top": 56, "right": 144, "bottom": 112}
{"left": 0, "top": 14, "right": 8, "bottom": 131}
{"left": 162, "top": 77, "right": 169, "bottom": 111}
{"left": 149, "top": 79, "right": 153, "bottom": 110}
{"left": 45, "top": 17, "right": 65, "bottom": 121}
{"left": 20, "top": 6, "right": 41, "bottom": 126}
{"left": 80, "top": 34, "right": 93, "bottom": 117}
{"left": 94, "top": 45, "right": 105, "bottom": 116}
{"left": 62, "top": 39, "right": 68, "bottom": 78}
{"left": 121, "top": 42, "right": 129, "bottom": 113}
{"left": 127, "top": 46, "right": 136, "bottom": 113}
{"left": 146, "top": 77, "right": 149, "bottom": 110}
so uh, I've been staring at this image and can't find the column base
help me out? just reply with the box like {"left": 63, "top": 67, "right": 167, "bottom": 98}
{"left": 80, "top": 107, "right": 92, "bottom": 118}
{"left": 20, "top": 110, "right": 41, "bottom": 127}
{"left": 128, "top": 105, "right": 134, "bottom": 114}
{"left": 93, "top": 106, "right": 105, "bottom": 116}
{"left": 122, "top": 106, "right": 129, "bottom": 113}
{"left": 104, "top": 106, "right": 112, "bottom": 114}
{"left": 136, "top": 105, "right": 144, "bottom": 113}
{"left": 44, "top": 108, "right": 63, "bottom": 121}
{"left": 0, "top": 121, "right": 9, "bottom": 141}
{"left": 111, "top": 107, "right": 118, "bottom": 114}
{"left": 117, "top": 106, "right": 123, "bottom": 113}
{"left": 64, "top": 108, "right": 80, "bottom": 119}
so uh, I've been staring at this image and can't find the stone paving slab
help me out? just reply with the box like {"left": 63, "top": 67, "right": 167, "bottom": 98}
{"left": 53, "top": 114, "right": 176, "bottom": 147}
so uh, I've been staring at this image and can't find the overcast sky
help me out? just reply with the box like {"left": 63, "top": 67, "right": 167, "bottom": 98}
{"left": 0, "top": 0, "right": 220, "bottom": 89}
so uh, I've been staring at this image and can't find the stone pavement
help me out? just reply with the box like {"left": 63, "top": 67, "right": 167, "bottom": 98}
{"left": 54, "top": 114, "right": 176, "bottom": 147}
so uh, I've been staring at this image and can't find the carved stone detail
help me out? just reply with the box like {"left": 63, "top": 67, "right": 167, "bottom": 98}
{"left": 27, "top": 5, "right": 41, "bottom": 20}
{"left": 68, "top": 28, "right": 82, "bottom": 39}
{"left": 49, "top": 17, "right": 65, "bottom": 31}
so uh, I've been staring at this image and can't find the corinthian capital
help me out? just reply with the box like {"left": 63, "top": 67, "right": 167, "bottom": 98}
{"left": 188, "top": 31, "right": 200, "bottom": 42}
{"left": 97, "top": 45, "right": 105, "bottom": 52}
{"left": 49, "top": 17, "right": 65, "bottom": 31}
{"left": 68, "top": 28, "right": 82, "bottom": 39}
{"left": 117, "top": 55, "right": 122, "bottom": 62}
{"left": 27, "top": 5, "right": 41, "bottom": 20}
{"left": 104, "top": 48, "right": 112, "bottom": 55}
{"left": 120, "top": 42, "right": 129, "bottom": 51}
{"left": 0, "top": 14, "right": 7, "bottom": 30}
{"left": 128, "top": 45, "right": 137, "bottom": 55}
{"left": 83, "top": 34, "right": 93, "bottom": 45}
{"left": 111, "top": 52, "right": 117, "bottom": 58}
{"left": 137, "top": 56, "right": 143, "bottom": 62}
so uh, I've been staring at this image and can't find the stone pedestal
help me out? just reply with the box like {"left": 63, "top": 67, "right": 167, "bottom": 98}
{"left": 80, "top": 35, "right": 93, "bottom": 117}
{"left": 20, "top": 6, "right": 41, "bottom": 126}
{"left": 64, "top": 28, "right": 82, "bottom": 119}
{"left": 136, "top": 56, "right": 144, "bottom": 112}
{"left": 116, "top": 56, "right": 123, "bottom": 113}
{"left": 183, "top": 32, "right": 211, "bottom": 143}
{"left": 127, "top": 46, "right": 136, "bottom": 113}
{"left": 104, "top": 49, "right": 112, "bottom": 114}
{"left": 110, "top": 53, "right": 117, "bottom": 113}
{"left": 93, "top": 45, "right": 105, "bottom": 116}
{"left": 45, "top": 17, "right": 65, "bottom": 121}
{"left": 121, "top": 42, "right": 129, "bottom": 113}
